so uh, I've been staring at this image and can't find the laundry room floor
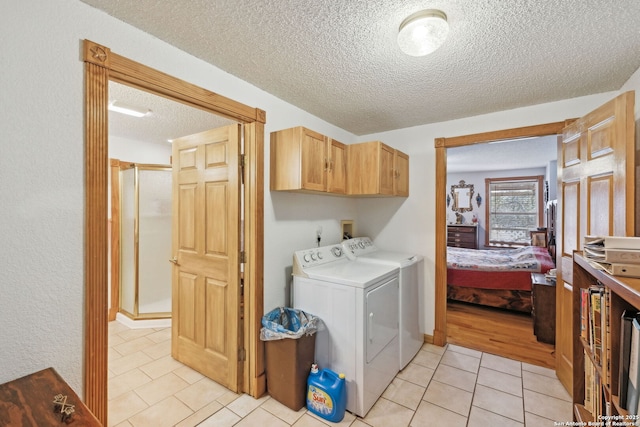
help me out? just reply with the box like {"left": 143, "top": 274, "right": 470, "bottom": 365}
{"left": 108, "top": 321, "right": 572, "bottom": 427}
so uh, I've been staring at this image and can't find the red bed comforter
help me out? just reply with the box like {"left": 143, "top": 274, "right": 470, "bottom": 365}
{"left": 447, "top": 246, "right": 555, "bottom": 291}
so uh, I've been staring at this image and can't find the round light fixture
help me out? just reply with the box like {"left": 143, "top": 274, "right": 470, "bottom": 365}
{"left": 398, "top": 9, "right": 449, "bottom": 57}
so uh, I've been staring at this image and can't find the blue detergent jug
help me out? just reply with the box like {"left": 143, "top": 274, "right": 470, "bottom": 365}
{"left": 306, "top": 364, "right": 346, "bottom": 423}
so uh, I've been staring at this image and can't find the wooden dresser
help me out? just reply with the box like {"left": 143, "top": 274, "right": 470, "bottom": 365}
{"left": 0, "top": 368, "right": 101, "bottom": 426}
{"left": 447, "top": 224, "right": 478, "bottom": 249}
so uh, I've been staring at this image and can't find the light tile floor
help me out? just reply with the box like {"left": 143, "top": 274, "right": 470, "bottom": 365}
{"left": 108, "top": 321, "right": 572, "bottom": 426}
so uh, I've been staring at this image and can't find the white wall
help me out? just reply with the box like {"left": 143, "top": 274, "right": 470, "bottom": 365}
{"left": 109, "top": 136, "right": 172, "bottom": 165}
{"left": 446, "top": 167, "right": 547, "bottom": 247}
{"left": 547, "top": 160, "right": 558, "bottom": 201}
{"left": 1, "top": 0, "right": 638, "bottom": 394}
{"left": 621, "top": 65, "right": 640, "bottom": 120}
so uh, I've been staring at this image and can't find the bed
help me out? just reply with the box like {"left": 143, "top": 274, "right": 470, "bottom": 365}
{"left": 447, "top": 245, "right": 555, "bottom": 313}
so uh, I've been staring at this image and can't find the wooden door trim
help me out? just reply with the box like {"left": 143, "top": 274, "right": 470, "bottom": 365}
{"left": 244, "top": 122, "right": 265, "bottom": 394}
{"left": 83, "top": 40, "right": 265, "bottom": 425}
{"left": 433, "top": 121, "right": 569, "bottom": 347}
{"left": 109, "top": 159, "right": 121, "bottom": 322}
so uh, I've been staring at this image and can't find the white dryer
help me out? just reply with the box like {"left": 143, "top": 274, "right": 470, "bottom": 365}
{"left": 292, "top": 244, "right": 399, "bottom": 417}
{"left": 342, "top": 237, "right": 424, "bottom": 370}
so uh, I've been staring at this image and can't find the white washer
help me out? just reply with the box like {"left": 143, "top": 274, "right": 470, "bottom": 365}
{"left": 292, "top": 244, "right": 399, "bottom": 417}
{"left": 342, "top": 237, "right": 424, "bottom": 370}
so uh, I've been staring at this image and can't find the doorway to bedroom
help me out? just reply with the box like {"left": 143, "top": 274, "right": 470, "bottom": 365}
{"left": 437, "top": 125, "right": 561, "bottom": 368}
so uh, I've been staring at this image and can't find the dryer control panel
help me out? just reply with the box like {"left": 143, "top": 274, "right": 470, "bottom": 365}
{"left": 342, "top": 237, "right": 377, "bottom": 259}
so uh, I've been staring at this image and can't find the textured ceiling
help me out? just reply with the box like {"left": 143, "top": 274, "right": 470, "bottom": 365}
{"left": 82, "top": 0, "right": 640, "bottom": 136}
{"left": 447, "top": 136, "right": 557, "bottom": 173}
{"left": 109, "top": 81, "right": 558, "bottom": 173}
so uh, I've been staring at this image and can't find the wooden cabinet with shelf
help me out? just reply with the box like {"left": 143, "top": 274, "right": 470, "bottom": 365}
{"left": 347, "top": 140, "right": 409, "bottom": 196}
{"left": 270, "top": 126, "right": 347, "bottom": 194}
{"left": 447, "top": 224, "right": 478, "bottom": 249}
{"left": 572, "top": 253, "right": 640, "bottom": 423}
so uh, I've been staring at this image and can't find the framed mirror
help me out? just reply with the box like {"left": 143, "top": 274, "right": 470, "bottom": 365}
{"left": 451, "top": 180, "right": 474, "bottom": 213}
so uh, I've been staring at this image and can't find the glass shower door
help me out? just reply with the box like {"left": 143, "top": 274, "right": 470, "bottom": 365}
{"left": 119, "top": 164, "right": 172, "bottom": 320}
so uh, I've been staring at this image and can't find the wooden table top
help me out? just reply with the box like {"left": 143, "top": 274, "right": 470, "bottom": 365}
{"left": 0, "top": 367, "right": 101, "bottom": 426}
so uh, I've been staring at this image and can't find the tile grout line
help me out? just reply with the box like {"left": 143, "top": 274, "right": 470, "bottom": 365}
{"left": 110, "top": 326, "right": 568, "bottom": 427}
{"left": 464, "top": 352, "right": 479, "bottom": 427}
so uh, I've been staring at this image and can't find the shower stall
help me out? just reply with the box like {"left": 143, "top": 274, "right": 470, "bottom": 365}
{"left": 115, "top": 162, "right": 172, "bottom": 320}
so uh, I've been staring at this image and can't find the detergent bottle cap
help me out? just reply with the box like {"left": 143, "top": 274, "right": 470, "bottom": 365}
{"left": 310, "top": 363, "right": 319, "bottom": 374}
{"left": 339, "top": 373, "right": 345, "bottom": 379}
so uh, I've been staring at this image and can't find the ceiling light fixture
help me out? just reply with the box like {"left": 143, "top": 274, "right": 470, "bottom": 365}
{"left": 397, "top": 9, "right": 449, "bottom": 57}
{"left": 108, "top": 100, "right": 150, "bottom": 117}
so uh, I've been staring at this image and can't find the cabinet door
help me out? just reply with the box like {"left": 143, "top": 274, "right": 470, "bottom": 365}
{"left": 379, "top": 143, "right": 395, "bottom": 195}
{"left": 347, "top": 141, "right": 379, "bottom": 195}
{"left": 394, "top": 150, "right": 409, "bottom": 196}
{"left": 300, "top": 128, "right": 327, "bottom": 192}
{"left": 327, "top": 138, "right": 347, "bottom": 194}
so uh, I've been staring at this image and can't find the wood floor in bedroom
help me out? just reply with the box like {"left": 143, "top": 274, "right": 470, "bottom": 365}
{"left": 446, "top": 301, "right": 555, "bottom": 369}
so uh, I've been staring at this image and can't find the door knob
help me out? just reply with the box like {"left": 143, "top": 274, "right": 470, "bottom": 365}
{"left": 169, "top": 257, "right": 179, "bottom": 265}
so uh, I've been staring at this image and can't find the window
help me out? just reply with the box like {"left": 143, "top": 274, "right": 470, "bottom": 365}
{"left": 485, "top": 176, "right": 543, "bottom": 247}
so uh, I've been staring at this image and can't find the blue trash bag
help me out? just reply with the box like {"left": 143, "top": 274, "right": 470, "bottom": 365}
{"left": 260, "top": 307, "right": 319, "bottom": 341}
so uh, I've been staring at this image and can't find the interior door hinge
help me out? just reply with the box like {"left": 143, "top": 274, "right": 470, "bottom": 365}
{"left": 240, "top": 251, "right": 246, "bottom": 264}
{"left": 240, "top": 154, "right": 246, "bottom": 184}
{"left": 238, "top": 348, "right": 246, "bottom": 362}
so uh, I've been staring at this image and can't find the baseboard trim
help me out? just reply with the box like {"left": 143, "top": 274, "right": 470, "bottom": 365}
{"left": 115, "top": 313, "right": 172, "bottom": 329}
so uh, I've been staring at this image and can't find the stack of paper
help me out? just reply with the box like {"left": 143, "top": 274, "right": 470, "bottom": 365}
{"left": 584, "top": 236, "right": 640, "bottom": 278}
{"left": 584, "top": 236, "right": 605, "bottom": 262}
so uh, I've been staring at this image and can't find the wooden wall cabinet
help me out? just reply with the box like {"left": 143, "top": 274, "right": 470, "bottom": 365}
{"left": 347, "top": 141, "right": 409, "bottom": 196}
{"left": 394, "top": 149, "right": 410, "bottom": 196}
{"left": 270, "top": 129, "right": 409, "bottom": 197}
{"left": 327, "top": 137, "right": 348, "bottom": 194}
{"left": 572, "top": 253, "right": 640, "bottom": 423}
{"left": 270, "top": 126, "right": 347, "bottom": 194}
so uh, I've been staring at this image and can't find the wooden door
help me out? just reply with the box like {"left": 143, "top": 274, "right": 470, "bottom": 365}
{"left": 171, "top": 124, "right": 242, "bottom": 392}
{"left": 327, "top": 138, "right": 347, "bottom": 194}
{"left": 301, "top": 128, "right": 327, "bottom": 192}
{"left": 394, "top": 150, "right": 409, "bottom": 196}
{"left": 555, "top": 91, "right": 635, "bottom": 392}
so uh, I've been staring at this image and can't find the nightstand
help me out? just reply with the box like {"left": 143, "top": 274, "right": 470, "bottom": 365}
{"left": 530, "top": 229, "right": 547, "bottom": 247}
{"left": 530, "top": 273, "right": 556, "bottom": 344}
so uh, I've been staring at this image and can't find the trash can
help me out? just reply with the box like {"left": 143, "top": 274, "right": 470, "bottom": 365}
{"left": 260, "top": 307, "right": 318, "bottom": 411}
